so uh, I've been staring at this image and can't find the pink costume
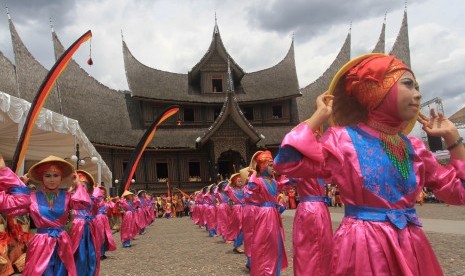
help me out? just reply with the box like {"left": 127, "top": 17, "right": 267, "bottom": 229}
{"left": 204, "top": 189, "right": 217, "bottom": 235}
{"left": 276, "top": 122, "right": 465, "bottom": 275}
{"left": 242, "top": 184, "right": 260, "bottom": 261}
{"left": 192, "top": 193, "right": 201, "bottom": 225}
{"left": 279, "top": 171, "right": 333, "bottom": 275}
{"left": 69, "top": 191, "right": 100, "bottom": 276}
{"left": 223, "top": 185, "right": 243, "bottom": 242}
{"left": 92, "top": 189, "right": 116, "bottom": 257}
{"left": 119, "top": 198, "right": 136, "bottom": 244}
{"left": 247, "top": 174, "right": 288, "bottom": 275}
{"left": 134, "top": 197, "right": 146, "bottom": 233}
{"left": 0, "top": 167, "right": 31, "bottom": 214}
{"left": 24, "top": 184, "right": 90, "bottom": 276}
{"left": 214, "top": 184, "right": 231, "bottom": 238}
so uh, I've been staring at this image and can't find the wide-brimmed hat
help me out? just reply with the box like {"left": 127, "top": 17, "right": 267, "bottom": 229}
{"left": 228, "top": 173, "right": 242, "bottom": 186}
{"left": 76, "top": 170, "right": 96, "bottom": 187}
{"left": 328, "top": 53, "right": 417, "bottom": 134}
{"left": 27, "top": 155, "right": 75, "bottom": 185}
{"left": 239, "top": 167, "right": 250, "bottom": 184}
{"left": 122, "top": 190, "right": 134, "bottom": 197}
{"left": 137, "top": 190, "right": 146, "bottom": 197}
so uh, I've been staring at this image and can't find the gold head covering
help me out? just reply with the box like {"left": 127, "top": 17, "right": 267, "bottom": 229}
{"left": 328, "top": 53, "right": 418, "bottom": 134}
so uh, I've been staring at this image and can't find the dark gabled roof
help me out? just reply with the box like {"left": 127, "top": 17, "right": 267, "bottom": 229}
{"left": 390, "top": 9, "right": 411, "bottom": 68}
{"left": 189, "top": 23, "right": 244, "bottom": 81}
{"left": 237, "top": 40, "right": 300, "bottom": 102}
{"left": 52, "top": 31, "right": 210, "bottom": 149}
{"left": 197, "top": 63, "right": 263, "bottom": 145}
{"left": 123, "top": 29, "right": 300, "bottom": 103}
{"left": 123, "top": 39, "right": 188, "bottom": 101}
{"left": 297, "top": 32, "right": 351, "bottom": 122}
{"left": 51, "top": 31, "right": 140, "bottom": 146}
{"left": 255, "top": 125, "right": 295, "bottom": 146}
{"left": 9, "top": 18, "right": 61, "bottom": 111}
{"left": 0, "top": 51, "right": 17, "bottom": 95}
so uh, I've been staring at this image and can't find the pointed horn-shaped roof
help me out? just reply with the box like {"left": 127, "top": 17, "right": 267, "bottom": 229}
{"left": 238, "top": 39, "right": 300, "bottom": 102}
{"left": 8, "top": 17, "right": 61, "bottom": 111}
{"left": 122, "top": 38, "right": 188, "bottom": 99}
{"left": 0, "top": 50, "right": 18, "bottom": 96}
{"left": 297, "top": 31, "right": 351, "bottom": 121}
{"left": 196, "top": 59, "right": 262, "bottom": 146}
{"left": 390, "top": 9, "right": 411, "bottom": 68}
{"left": 372, "top": 18, "right": 386, "bottom": 53}
{"left": 189, "top": 21, "right": 244, "bottom": 81}
{"left": 51, "top": 30, "right": 136, "bottom": 145}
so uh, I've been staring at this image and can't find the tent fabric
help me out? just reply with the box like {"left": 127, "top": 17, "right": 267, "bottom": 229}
{"left": 0, "top": 91, "right": 112, "bottom": 188}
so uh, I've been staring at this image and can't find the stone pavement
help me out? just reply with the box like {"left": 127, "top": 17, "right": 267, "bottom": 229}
{"left": 100, "top": 204, "right": 465, "bottom": 276}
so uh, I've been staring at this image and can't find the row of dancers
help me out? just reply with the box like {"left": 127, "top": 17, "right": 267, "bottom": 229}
{"left": 191, "top": 53, "right": 465, "bottom": 276}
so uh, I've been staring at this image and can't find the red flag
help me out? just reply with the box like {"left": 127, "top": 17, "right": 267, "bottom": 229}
{"left": 119, "top": 106, "right": 179, "bottom": 195}
{"left": 11, "top": 30, "right": 92, "bottom": 174}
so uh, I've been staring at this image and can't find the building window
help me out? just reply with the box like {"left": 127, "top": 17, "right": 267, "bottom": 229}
{"left": 212, "top": 78, "right": 223, "bottom": 92}
{"left": 156, "top": 162, "right": 168, "bottom": 182}
{"left": 188, "top": 161, "right": 201, "bottom": 182}
{"left": 243, "top": 106, "right": 254, "bottom": 121}
{"left": 272, "top": 105, "right": 282, "bottom": 119}
{"left": 184, "top": 108, "right": 195, "bottom": 122}
{"left": 122, "top": 161, "right": 136, "bottom": 181}
{"left": 214, "top": 107, "right": 222, "bottom": 120}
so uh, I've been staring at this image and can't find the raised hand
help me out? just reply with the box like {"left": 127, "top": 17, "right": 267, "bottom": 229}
{"left": 418, "top": 108, "right": 459, "bottom": 141}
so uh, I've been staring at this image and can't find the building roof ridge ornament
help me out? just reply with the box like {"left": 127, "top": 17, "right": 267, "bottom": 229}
{"left": 49, "top": 17, "right": 54, "bottom": 33}
{"left": 5, "top": 5, "right": 10, "bottom": 20}
{"left": 214, "top": 12, "right": 219, "bottom": 34}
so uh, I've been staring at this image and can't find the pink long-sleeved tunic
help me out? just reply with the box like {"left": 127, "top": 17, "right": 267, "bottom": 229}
{"left": 275, "top": 122, "right": 465, "bottom": 276}
{"left": 23, "top": 184, "right": 90, "bottom": 276}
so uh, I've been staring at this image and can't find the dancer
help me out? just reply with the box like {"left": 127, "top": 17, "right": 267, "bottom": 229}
{"left": 69, "top": 170, "right": 100, "bottom": 276}
{"left": 247, "top": 150, "right": 288, "bottom": 275}
{"left": 275, "top": 53, "right": 465, "bottom": 275}
{"left": 214, "top": 181, "right": 230, "bottom": 240}
{"left": 93, "top": 186, "right": 116, "bottom": 260}
{"left": 224, "top": 173, "right": 244, "bottom": 253}
{"left": 24, "top": 156, "right": 91, "bottom": 276}
{"left": 119, "top": 190, "right": 136, "bottom": 247}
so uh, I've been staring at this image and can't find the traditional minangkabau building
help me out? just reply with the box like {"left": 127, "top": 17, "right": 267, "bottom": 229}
{"left": 0, "top": 10, "right": 413, "bottom": 195}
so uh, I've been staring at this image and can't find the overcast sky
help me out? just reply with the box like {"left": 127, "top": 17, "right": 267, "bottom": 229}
{"left": 1, "top": 0, "right": 464, "bottom": 133}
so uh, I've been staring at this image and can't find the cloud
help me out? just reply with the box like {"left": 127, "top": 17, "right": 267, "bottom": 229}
{"left": 0, "top": 0, "right": 464, "bottom": 122}
{"left": 245, "top": 0, "right": 412, "bottom": 42}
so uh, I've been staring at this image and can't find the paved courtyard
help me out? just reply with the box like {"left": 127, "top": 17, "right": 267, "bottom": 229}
{"left": 100, "top": 204, "right": 465, "bottom": 275}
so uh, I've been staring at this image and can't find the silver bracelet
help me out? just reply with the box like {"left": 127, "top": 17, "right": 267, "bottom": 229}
{"left": 447, "top": 137, "right": 463, "bottom": 151}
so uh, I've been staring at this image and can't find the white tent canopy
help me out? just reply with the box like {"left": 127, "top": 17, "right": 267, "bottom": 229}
{"left": 0, "top": 91, "right": 112, "bottom": 188}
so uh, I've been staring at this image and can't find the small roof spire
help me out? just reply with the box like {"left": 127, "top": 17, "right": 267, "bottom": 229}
{"left": 49, "top": 17, "right": 54, "bottom": 32}
{"left": 384, "top": 11, "right": 387, "bottom": 24}
{"left": 349, "top": 21, "right": 352, "bottom": 33}
{"left": 404, "top": 0, "right": 408, "bottom": 11}
{"left": 214, "top": 12, "right": 219, "bottom": 34}
{"left": 121, "top": 28, "right": 124, "bottom": 41}
{"left": 5, "top": 5, "right": 10, "bottom": 19}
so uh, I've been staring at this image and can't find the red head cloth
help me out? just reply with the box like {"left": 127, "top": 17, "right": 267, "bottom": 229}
{"left": 229, "top": 173, "right": 241, "bottom": 187}
{"left": 255, "top": 150, "right": 273, "bottom": 173}
{"left": 34, "top": 164, "right": 64, "bottom": 179}
{"left": 345, "top": 55, "right": 413, "bottom": 111}
{"left": 76, "top": 170, "right": 95, "bottom": 187}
